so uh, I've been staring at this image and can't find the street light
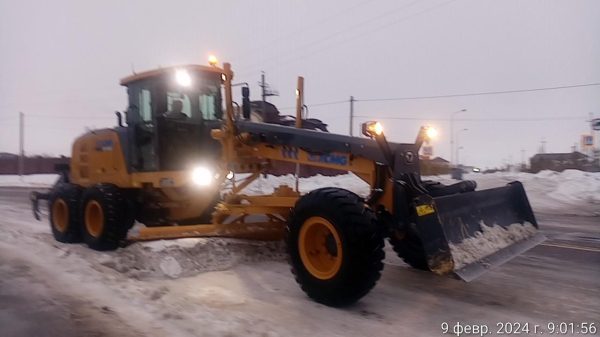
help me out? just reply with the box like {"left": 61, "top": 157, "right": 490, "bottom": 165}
{"left": 456, "top": 128, "right": 468, "bottom": 166}
{"left": 457, "top": 146, "right": 464, "bottom": 167}
{"left": 450, "top": 108, "right": 467, "bottom": 166}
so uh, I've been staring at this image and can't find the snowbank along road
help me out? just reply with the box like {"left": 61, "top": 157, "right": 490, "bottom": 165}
{"left": 0, "top": 171, "right": 598, "bottom": 337}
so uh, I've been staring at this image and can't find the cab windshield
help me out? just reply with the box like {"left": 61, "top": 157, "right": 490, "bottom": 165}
{"left": 163, "top": 72, "right": 222, "bottom": 121}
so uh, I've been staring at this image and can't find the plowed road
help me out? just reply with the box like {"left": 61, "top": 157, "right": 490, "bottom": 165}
{"left": 1, "top": 187, "right": 598, "bottom": 337}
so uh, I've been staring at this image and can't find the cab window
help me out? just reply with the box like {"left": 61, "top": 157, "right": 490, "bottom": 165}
{"left": 200, "top": 94, "right": 216, "bottom": 120}
{"left": 167, "top": 92, "right": 191, "bottom": 117}
{"left": 138, "top": 89, "right": 152, "bottom": 121}
{"left": 199, "top": 83, "right": 221, "bottom": 120}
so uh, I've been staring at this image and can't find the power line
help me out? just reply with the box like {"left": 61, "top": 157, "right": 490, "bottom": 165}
{"left": 283, "top": 0, "right": 458, "bottom": 72}
{"left": 27, "top": 114, "right": 114, "bottom": 120}
{"left": 279, "top": 99, "right": 347, "bottom": 111}
{"left": 238, "top": 0, "right": 377, "bottom": 65}
{"left": 236, "top": 0, "right": 426, "bottom": 76}
{"left": 279, "top": 81, "right": 600, "bottom": 111}
{"left": 237, "top": 0, "right": 457, "bottom": 77}
{"left": 357, "top": 82, "right": 600, "bottom": 102}
{"left": 353, "top": 115, "right": 588, "bottom": 122}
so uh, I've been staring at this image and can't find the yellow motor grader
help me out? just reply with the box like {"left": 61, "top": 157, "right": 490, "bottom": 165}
{"left": 31, "top": 60, "right": 544, "bottom": 306}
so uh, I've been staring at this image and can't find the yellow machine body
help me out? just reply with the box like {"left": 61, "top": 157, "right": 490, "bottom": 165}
{"left": 31, "top": 61, "right": 542, "bottom": 303}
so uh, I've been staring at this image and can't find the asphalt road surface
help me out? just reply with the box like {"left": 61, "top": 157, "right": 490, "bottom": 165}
{"left": 0, "top": 186, "right": 598, "bottom": 337}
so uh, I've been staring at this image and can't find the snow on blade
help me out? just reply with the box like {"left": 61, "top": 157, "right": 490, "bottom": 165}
{"left": 449, "top": 222, "right": 537, "bottom": 269}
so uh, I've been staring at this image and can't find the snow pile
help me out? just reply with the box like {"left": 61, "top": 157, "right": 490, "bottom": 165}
{"left": 2, "top": 169, "right": 598, "bottom": 215}
{"left": 452, "top": 170, "right": 600, "bottom": 215}
{"left": 97, "top": 238, "right": 286, "bottom": 280}
{"left": 0, "top": 174, "right": 58, "bottom": 187}
{"left": 449, "top": 222, "right": 537, "bottom": 269}
{"left": 534, "top": 170, "right": 559, "bottom": 179}
{"left": 548, "top": 169, "right": 600, "bottom": 204}
{"left": 241, "top": 173, "right": 370, "bottom": 197}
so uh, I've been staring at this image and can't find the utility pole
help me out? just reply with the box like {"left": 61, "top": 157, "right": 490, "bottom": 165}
{"left": 589, "top": 112, "right": 595, "bottom": 159}
{"left": 540, "top": 139, "right": 546, "bottom": 154}
{"left": 349, "top": 96, "right": 354, "bottom": 136}
{"left": 295, "top": 77, "right": 304, "bottom": 128}
{"left": 260, "top": 71, "right": 266, "bottom": 103}
{"left": 450, "top": 109, "right": 467, "bottom": 166}
{"left": 456, "top": 146, "right": 463, "bottom": 167}
{"left": 260, "top": 72, "right": 266, "bottom": 118}
{"left": 590, "top": 112, "right": 594, "bottom": 140}
{"left": 455, "top": 128, "right": 468, "bottom": 167}
{"left": 294, "top": 77, "right": 304, "bottom": 192}
{"left": 257, "top": 71, "right": 279, "bottom": 118}
{"left": 19, "top": 111, "right": 24, "bottom": 176}
{"left": 258, "top": 71, "right": 279, "bottom": 103}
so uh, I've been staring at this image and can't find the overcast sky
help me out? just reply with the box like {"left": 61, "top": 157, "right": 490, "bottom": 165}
{"left": 1, "top": 0, "right": 599, "bottom": 168}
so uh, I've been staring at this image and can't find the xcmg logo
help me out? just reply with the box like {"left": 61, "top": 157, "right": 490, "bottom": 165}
{"left": 281, "top": 146, "right": 299, "bottom": 159}
{"left": 95, "top": 139, "right": 114, "bottom": 152}
{"left": 307, "top": 153, "right": 348, "bottom": 166}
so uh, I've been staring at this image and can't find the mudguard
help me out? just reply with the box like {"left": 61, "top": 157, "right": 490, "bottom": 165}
{"left": 30, "top": 191, "right": 50, "bottom": 221}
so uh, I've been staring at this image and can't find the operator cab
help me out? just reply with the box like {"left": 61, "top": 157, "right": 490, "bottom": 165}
{"left": 120, "top": 65, "right": 224, "bottom": 172}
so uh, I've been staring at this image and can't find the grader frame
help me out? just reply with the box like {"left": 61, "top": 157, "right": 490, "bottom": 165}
{"left": 32, "top": 61, "right": 543, "bottom": 306}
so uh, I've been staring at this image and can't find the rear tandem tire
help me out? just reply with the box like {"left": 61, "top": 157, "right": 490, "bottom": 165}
{"left": 286, "top": 187, "right": 385, "bottom": 307}
{"left": 81, "top": 184, "right": 133, "bottom": 251}
{"left": 49, "top": 183, "right": 83, "bottom": 243}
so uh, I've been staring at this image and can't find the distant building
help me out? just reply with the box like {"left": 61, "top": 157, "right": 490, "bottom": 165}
{"left": 459, "top": 165, "right": 475, "bottom": 173}
{"left": 0, "top": 152, "right": 18, "bottom": 159}
{"left": 429, "top": 157, "right": 450, "bottom": 167}
{"left": 529, "top": 151, "right": 598, "bottom": 173}
{"left": 0, "top": 153, "right": 69, "bottom": 175}
{"left": 421, "top": 156, "right": 451, "bottom": 175}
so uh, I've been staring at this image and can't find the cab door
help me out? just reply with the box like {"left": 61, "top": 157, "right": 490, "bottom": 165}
{"left": 125, "top": 84, "right": 157, "bottom": 172}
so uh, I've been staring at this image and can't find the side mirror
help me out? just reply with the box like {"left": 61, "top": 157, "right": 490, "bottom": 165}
{"left": 115, "top": 111, "right": 123, "bottom": 127}
{"left": 241, "top": 87, "right": 251, "bottom": 120}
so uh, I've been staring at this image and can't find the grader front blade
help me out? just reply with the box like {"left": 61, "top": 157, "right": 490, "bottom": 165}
{"left": 415, "top": 181, "right": 546, "bottom": 281}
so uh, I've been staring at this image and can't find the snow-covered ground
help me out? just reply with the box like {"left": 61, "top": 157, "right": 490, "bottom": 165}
{"left": 4, "top": 169, "right": 597, "bottom": 215}
{"left": 0, "top": 170, "right": 598, "bottom": 336}
{"left": 0, "top": 174, "right": 58, "bottom": 187}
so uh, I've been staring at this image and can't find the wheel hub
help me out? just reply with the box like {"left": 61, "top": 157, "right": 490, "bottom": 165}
{"left": 298, "top": 216, "right": 343, "bottom": 280}
{"left": 52, "top": 198, "right": 69, "bottom": 232}
{"left": 85, "top": 200, "right": 104, "bottom": 238}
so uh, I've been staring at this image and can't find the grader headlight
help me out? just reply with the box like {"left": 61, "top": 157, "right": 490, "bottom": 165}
{"left": 361, "top": 121, "right": 384, "bottom": 138}
{"left": 191, "top": 166, "right": 213, "bottom": 186}
{"left": 425, "top": 126, "right": 438, "bottom": 140}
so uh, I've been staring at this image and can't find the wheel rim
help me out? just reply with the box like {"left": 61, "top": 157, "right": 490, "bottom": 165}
{"left": 85, "top": 200, "right": 104, "bottom": 238}
{"left": 298, "top": 216, "right": 343, "bottom": 280}
{"left": 52, "top": 199, "right": 69, "bottom": 233}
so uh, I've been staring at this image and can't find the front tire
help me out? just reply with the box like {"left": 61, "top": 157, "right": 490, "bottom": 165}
{"left": 81, "top": 184, "right": 132, "bottom": 251}
{"left": 49, "top": 183, "right": 83, "bottom": 243}
{"left": 286, "top": 187, "right": 384, "bottom": 306}
{"left": 388, "top": 224, "right": 429, "bottom": 270}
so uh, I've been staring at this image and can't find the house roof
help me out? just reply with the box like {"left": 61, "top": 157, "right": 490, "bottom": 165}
{"left": 0, "top": 152, "right": 18, "bottom": 158}
{"left": 429, "top": 156, "right": 450, "bottom": 163}
{"left": 531, "top": 151, "right": 588, "bottom": 160}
